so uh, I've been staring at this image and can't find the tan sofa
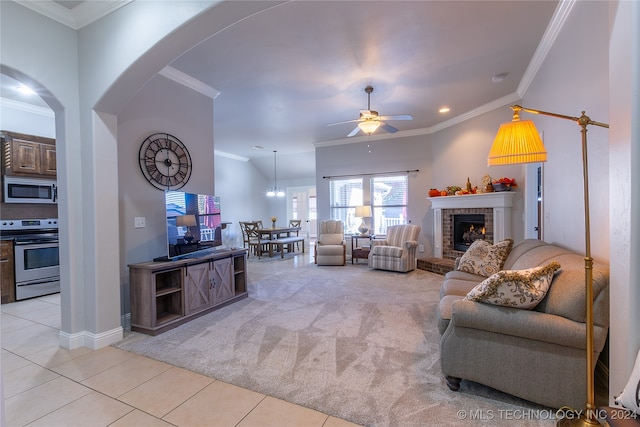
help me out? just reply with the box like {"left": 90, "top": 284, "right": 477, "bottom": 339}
{"left": 437, "top": 239, "right": 610, "bottom": 410}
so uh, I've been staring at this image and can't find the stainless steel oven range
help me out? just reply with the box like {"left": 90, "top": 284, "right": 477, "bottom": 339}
{"left": 0, "top": 218, "right": 59, "bottom": 300}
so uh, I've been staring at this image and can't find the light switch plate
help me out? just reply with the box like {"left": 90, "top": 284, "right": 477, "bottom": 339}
{"left": 134, "top": 217, "right": 146, "bottom": 228}
{"left": 418, "top": 244, "right": 425, "bottom": 252}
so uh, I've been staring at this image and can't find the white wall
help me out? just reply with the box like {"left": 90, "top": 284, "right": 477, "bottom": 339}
{"left": 316, "top": 107, "right": 528, "bottom": 257}
{"left": 523, "top": 0, "right": 610, "bottom": 262}
{"left": 0, "top": 102, "right": 55, "bottom": 138}
{"left": 117, "top": 74, "right": 214, "bottom": 315}
{"left": 608, "top": 0, "right": 640, "bottom": 403}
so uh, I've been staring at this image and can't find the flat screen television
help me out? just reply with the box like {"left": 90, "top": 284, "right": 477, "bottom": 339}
{"left": 162, "top": 190, "right": 223, "bottom": 260}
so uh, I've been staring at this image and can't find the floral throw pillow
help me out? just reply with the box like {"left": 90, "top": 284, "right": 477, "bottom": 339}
{"left": 457, "top": 238, "right": 514, "bottom": 277}
{"left": 615, "top": 348, "right": 640, "bottom": 416}
{"left": 463, "top": 261, "right": 561, "bottom": 309}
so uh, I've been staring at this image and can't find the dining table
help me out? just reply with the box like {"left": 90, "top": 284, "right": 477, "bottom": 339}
{"left": 257, "top": 225, "right": 302, "bottom": 257}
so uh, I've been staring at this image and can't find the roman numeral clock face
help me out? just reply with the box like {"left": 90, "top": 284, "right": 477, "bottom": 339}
{"left": 138, "top": 133, "right": 192, "bottom": 190}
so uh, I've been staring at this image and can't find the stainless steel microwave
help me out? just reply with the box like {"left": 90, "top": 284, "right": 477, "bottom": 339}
{"left": 3, "top": 176, "right": 57, "bottom": 204}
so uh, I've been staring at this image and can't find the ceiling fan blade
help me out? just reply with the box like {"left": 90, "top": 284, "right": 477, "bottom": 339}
{"left": 381, "top": 122, "right": 398, "bottom": 133}
{"left": 347, "top": 126, "right": 361, "bottom": 137}
{"left": 378, "top": 114, "right": 413, "bottom": 121}
{"left": 326, "top": 118, "right": 361, "bottom": 126}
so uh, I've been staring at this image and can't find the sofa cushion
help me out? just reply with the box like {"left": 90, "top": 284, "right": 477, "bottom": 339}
{"left": 457, "top": 238, "right": 513, "bottom": 277}
{"left": 463, "top": 261, "right": 561, "bottom": 309}
{"left": 371, "top": 245, "right": 403, "bottom": 257}
{"left": 442, "top": 278, "right": 480, "bottom": 297}
{"left": 319, "top": 234, "right": 343, "bottom": 245}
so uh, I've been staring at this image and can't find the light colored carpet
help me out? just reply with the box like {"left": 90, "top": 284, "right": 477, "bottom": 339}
{"left": 115, "top": 254, "right": 557, "bottom": 426}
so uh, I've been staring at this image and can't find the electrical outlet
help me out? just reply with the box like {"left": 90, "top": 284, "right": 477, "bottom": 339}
{"left": 134, "top": 217, "right": 146, "bottom": 228}
{"left": 418, "top": 244, "right": 425, "bottom": 252}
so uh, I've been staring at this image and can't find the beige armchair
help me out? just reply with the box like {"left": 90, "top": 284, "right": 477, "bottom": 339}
{"left": 314, "top": 220, "right": 346, "bottom": 266}
{"left": 368, "top": 224, "right": 421, "bottom": 272}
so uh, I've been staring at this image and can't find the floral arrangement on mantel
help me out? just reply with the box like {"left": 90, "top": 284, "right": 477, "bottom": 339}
{"left": 271, "top": 216, "right": 277, "bottom": 228}
{"left": 428, "top": 175, "right": 517, "bottom": 197}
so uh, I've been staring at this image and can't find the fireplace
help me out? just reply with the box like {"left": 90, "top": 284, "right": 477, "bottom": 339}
{"left": 453, "top": 214, "right": 485, "bottom": 251}
{"left": 427, "top": 192, "right": 515, "bottom": 259}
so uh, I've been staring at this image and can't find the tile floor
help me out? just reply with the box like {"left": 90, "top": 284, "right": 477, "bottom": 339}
{"left": 2, "top": 292, "right": 359, "bottom": 427}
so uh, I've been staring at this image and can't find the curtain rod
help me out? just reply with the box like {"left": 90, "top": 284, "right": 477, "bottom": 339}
{"left": 322, "top": 169, "right": 419, "bottom": 179}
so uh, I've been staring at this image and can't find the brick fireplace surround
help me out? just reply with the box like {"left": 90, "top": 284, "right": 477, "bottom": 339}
{"left": 418, "top": 192, "right": 515, "bottom": 274}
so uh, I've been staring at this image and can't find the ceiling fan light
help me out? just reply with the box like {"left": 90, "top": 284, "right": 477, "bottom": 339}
{"left": 358, "top": 120, "right": 381, "bottom": 135}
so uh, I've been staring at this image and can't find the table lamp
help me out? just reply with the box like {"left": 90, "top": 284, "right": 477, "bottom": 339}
{"left": 355, "top": 205, "right": 372, "bottom": 235}
{"left": 176, "top": 214, "right": 197, "bottom": 243}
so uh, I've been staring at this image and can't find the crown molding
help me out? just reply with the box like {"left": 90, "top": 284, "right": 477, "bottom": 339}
{"left": 214, "top": 150, "right": 249, "bottom": 162}
{"left": 313, "top": 91, "right": 522, "bottom": 149}
{"left": 13, "top": 0, "right": 132, "bottom": 30}
{"left": 159, "top": 66, "right": 221, "bottom": 100}
{"left": 0, "top": 97, "right": 55, "bottom": 118}
{"left": 518, "top": 0, "right": 576, "bottom": 97}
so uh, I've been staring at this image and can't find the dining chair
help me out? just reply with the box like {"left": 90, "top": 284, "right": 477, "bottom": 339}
{"left": 243, "top": 222, "right": 268, "bottom": 258}
{"left": 289, "top": 219, "right": 303, "bottom": 250}
{"left": 238, "top": 221, "right": 249, "bottom": 249}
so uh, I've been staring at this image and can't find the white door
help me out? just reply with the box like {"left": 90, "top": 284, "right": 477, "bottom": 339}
{"left": 287, "top": 186, "right": 316, "bottom": 239}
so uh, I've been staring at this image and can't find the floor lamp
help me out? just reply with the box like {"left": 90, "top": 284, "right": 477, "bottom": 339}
{"left": 488, "top": 105, "right": 609, "bottom": 427}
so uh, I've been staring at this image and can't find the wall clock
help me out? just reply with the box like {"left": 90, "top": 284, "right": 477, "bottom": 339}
{"left": 138, "top": 133, "right": 192, "bottom": 190}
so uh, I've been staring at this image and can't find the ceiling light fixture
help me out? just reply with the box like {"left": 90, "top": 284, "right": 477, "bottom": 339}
{"left": 358, "top": 120, "right": 381, "bottom": 135}
{"left": 491, "top": 73, "right": 508, "bottom": 83}
{"left": 439, "top": 107, "right": 451, "bottom": 113}
{"left": 15, "top": 84, "right": 36, "bottom": 95}
{"left": 266, "top": 150, "right": 285, "bottom": 198}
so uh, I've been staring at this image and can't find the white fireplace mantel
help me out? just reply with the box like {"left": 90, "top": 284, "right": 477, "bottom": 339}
{"left": 427, "top": 192, "right": 515, "bottom": 258}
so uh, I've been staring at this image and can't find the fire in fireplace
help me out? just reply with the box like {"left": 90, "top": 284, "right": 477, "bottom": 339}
{"left": 453, "top": 214, "right": 485, "bottom": 251}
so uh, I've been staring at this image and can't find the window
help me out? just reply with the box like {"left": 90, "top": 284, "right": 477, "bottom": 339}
{"left": 370, "top": 175, "right": 408, "bottom": 234}
{"left": 329, "top": 174, "right": 409, "bottom": 235}
{"left": 329, "top": 178, "right": 363, "bottom": 234}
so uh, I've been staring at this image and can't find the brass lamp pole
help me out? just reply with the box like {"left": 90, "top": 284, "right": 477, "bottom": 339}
{"left": 489, "top": 105, "right": 609, "bottom": 427}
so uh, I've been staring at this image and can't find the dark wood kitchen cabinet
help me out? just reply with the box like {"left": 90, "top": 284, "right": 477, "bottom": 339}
{"left": 129, "top": 249, "right": 247, "bottom": 335}
{"left": 1, "top": 131, "right": 56, "bottom": 177}
{"left": 1, "top": 240, "right": 15, "bottom": 304}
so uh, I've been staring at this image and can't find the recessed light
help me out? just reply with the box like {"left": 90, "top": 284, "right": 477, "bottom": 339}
{"left": 15, "top": 84, "right": 36, "bottom": 95}
{"left": 491, "top": 73, "right": 508, "bottom": 83}
{"left": 252, "top": 145, "right": 264, "bottom": 150}
{"left": 439, "top": 107, "right": 450, "bottom": 114}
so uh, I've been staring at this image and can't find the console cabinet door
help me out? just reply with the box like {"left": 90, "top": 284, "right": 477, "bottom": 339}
{"left": 184, "top": 261, "right": 213, "bottom": 315}
{"left": 211, "top": 257, "right": 234, "bottom": 304}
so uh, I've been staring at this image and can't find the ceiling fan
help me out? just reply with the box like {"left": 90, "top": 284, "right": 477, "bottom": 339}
{"left": 327, "top": 86, "right": 413, "bottom": 137}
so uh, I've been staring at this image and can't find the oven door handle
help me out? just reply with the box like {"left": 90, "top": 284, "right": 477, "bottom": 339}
{"left": 14, "top": 240, "right": 59, "bottom": 246}
{"left": 53, "top": 184, "right": 58, "bottom": 203}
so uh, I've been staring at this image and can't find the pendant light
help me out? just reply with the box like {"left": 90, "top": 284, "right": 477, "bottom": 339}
{"left": 266, "top": 150, "right": 285, "bottom": 197}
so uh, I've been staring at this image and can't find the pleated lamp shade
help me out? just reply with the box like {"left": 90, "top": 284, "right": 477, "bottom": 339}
{"left": 488, "top": 119, "right": 548, "bottom": 166}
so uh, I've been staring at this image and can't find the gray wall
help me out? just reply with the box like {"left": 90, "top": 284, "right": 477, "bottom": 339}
{"left": 315, "top": 107, "right": 527, "bottom": 258}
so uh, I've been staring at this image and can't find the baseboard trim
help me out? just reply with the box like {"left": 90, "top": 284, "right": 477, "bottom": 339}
{"left": 59, "top": 326, "right": 124, "bottom": 350}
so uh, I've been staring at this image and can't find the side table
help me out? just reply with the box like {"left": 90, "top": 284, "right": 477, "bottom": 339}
{"left": 351, "top": 234, "right": 372, "bottom": 264}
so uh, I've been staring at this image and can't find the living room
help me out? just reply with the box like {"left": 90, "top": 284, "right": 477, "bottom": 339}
{"left": 0, "top": 0, "right": 637, "bottom": 422}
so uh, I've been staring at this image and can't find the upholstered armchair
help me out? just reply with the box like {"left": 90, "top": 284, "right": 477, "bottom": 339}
{"left": 314, "top": 220, "right": 346, "bottom": 266}
{"left": 368, "top": 224, "right": 421, "bottom": 272}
